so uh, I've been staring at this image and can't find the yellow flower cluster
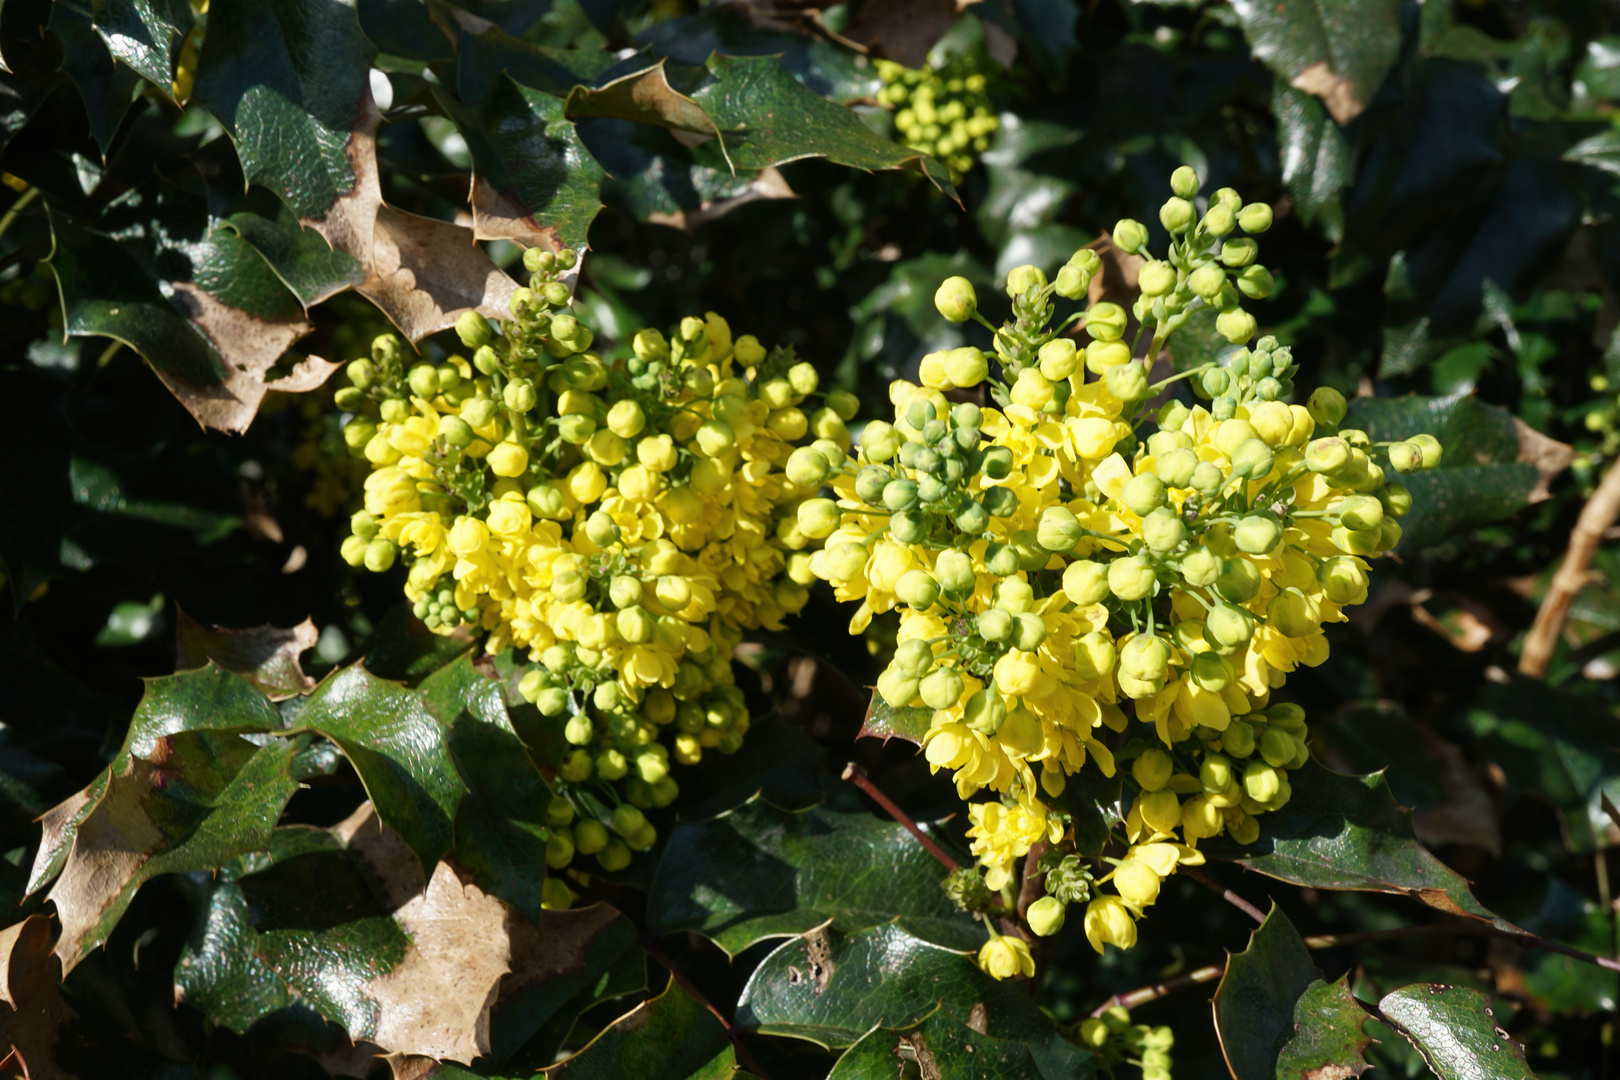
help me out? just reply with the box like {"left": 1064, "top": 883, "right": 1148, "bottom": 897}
{"left": 333, "top": 248, "right": 846, "bottom": 905}
{"left": 875, "top": 54, "right": 999, "bottom": 180}
{"left": 799, "top": 170, "right": 1443, "bottom": 975}
{"left": 1078, "top": 1006, "right": 1175, "bottom": 1080}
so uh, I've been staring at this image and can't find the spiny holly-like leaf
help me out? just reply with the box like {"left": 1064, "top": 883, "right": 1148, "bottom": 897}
{"left": 1273, "top": 85, "right": 1352, "bottom": 244}
{"left": 647, "top": 797, "right": 980, "bottom": 957}
{"left": 857, "top": 691, "right": 932, "bottom": 745}
{"left": 175, "top": 610, "right": 317, "bottom": 701}
{"left": 436, "top": 76, "right": 605, "bottom": 254}
{"left": 45, "top": 180, "right": 341, "bottom": 434}
{"left": 190, "top": 0, "right": 376, "bottom": 223}
{"left": 1377, "top": 985, "right": 1535, "bottom": 1080}
{"left": 1344, "top": 393, "right": 1572, "bottom": 551}
{"left": 48, "top": 729, "right": 299, "bottom": 972}
{"left": 581, "top": 118, "right": 788, "bottom": 231}
{"left": 541, "top": 977, "right": 737, "bottom": 1080}
{"left": 1229, "top": 0, "right": 1401, "bottom": 123}
{"left": 828, "top": 1008, "right": 1095, "bottom": 1080}
{"left": 78, "top": 0, "right": 192, "bottom": 97}
{"left": 48, "top": 0, "right": 143, "bottom": 152}
{"left": 1204, "top": 759, "right": 1518, "bottom": 932}
{"left": 28, "top": 663, "right": 284, "bottom": 898}
{"left": 737, "top": 924, "right": 1059, "bottom": 1051}
{"left": 1214, "top": 905, "right": 1372, "bottom": 1080}
{"left": 420, "top": 656, "right": 555, "bottom": 922}
{"left": 359, "top": 603, "right": 475, "bottom": 685}
{"left": 291, "top": 665, "right": 467, "bottom": 874}
{"left": 450, "top": 9, "right": 618, "bottom": 104}
{"left": 207, "top": 169, "right": 366, "bottom": 308}
{"left": 0, "top": 915, "right": 71, "bottom": 1080}
{"left": 638, "top": 6, "right": 880, "bottom": 104}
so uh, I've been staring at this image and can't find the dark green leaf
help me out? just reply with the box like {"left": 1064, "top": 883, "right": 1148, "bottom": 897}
{"left": 975, "top": 0, "right": 1079, "bottom": 79}
{"left": 737, "top": 924, "right": 1059, "bottom": 1051}
{"left": 191, "top": 0, "right": 376, "bottom": 221}
{"left": 1343, "top": 393, "right": 1570, "bottom": 551}
{"left": 977, "top": 117, "right": 1087, "bottom": 277}
{"left": 543, "top": 976, "right": 736, "bottom": 1080}
{"left": 218, "top": 186, "right": 365, "bottom": 308}
{"left": 291, "top": 664, "right": 467, "bottom": 874}
{"left": 453, "top": 16, "right": 616, "bottom": 103}
{"left": 1213, "top": 905, "right": 1372, "bottom": 1080}
{"left": 48, "top": 0, "right": 143, "bottom": 152}
{"left": 69, "top": 456, "right": 241, "bottom": 543}
{"left": 437, "top": 75, "right": 605, "bottom": 253}
{"left": 357, "top": 603, "right": 474, "bottom": 684}
{"left": 84, "top": 0, "right": 192, "bottom": 96}
{"left": 0, "top": 35, "right": 64, "bottom": 151}
{"left": 648, "top": 797, "right": 980, "bottom": 957}
{"left": 48, "top": 730, "right": 299, "bottom": 972}
{"left": 175, "top": 610, "right": 318, "bottom": 701}
{"left": 1059, "top": 771, "right": 1124, "bottom": 858}
{"left": 1203, "top": 759, "right": 1517, "bottom": 932}
{"left": 1229, "top": 0, "right": 1400, "bottom": 124}
{"left": 580, "top": 117, "right": 772, "bottom": 226}
{"left": 1272, "top": 85, "right": 1351, "bottom": 243}
{"left": 857, "top": 691, "right": 932, "bottom": 745}
{"left": 1377, "top": 985, "right": 1534, "bottom": 1080}
{"left": 421, "top": 656, "right": 555, "bottom": 922}
{"left": 638, "top": 7, "right": 879, "bottom": 104}
{"left": 830, "top": 1008, "right": 1094, "bottom": 1080}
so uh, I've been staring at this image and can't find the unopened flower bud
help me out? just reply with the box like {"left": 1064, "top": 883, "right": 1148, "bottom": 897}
{"left": 1381, "top": 482, "right": 1413, "bottom": 518}
{"left": 1205, "top": 602, "right": 1255, "bottom": 652}
{"left": 895, "top": 569, "right": 940, "bottom": 609}
{"left": 1170, "top": 165, "right": 1199, "bottom": 198}
{"left": 1063, "top": 560, "right": 1110, "bottom": 605}
{"left": 935, "top": 276, "right": 978, "bottom": 322}
{"left": 1202, "top": 203, "right": 1235, "bottom": 236}
{"left": 1408, "top": 433, "right": 1443, "bottom": 468}
{"left": 1231, "top": 438, "right": 1274, "bottom": 479}
{"left": 456, "top": 310, "right": 492, "bottom": 349}
{"left": 1139, "top": 260, "right": 1177, "bottom": 297}
{"left": 1338, "top": 495, "right": 1383, "bottom": 532}
{"left": 1084, "top": 302, "right": 1128, "bottom": 342}
{"left": 1220, "top": 237, "right": 1259, "bottom": 268}
{"left": 1037, "top": 338, "right": 1079, "bottom": 380}
{"left": 1238, "top": 202, "right": 1274, "bottom": 233}
{"left": 1179, "top": 548, "right": 1219, "bottom": 587}
{"left": 1006, "top": 264, "right": 1048, "bottom": 298}
{"left": 1189, "top": 263, "right": 1226, "bottom": 299}
{"left": 1108, "top": 556, "right": 1158, "bottom": 601}
{"left": 1132, "top": 748, "right": 1174, "bottom": 791}
{"left": 1160, "top": 197, "right": 1195, "bottom": 233}
{"left": 1237, "top": 264, "right": 1274, "bottom": 299}
{"left": 1106, "top": 362, "right": 1150, "bottom": 401}
{"left": 1215, "top": 307, "right": 1257, "bottom": 344}
{"left": 1038, "top": 506, "right": 1084, "bottom": 552}
{"left": 1120, "top": 634, "right": 1171, "bottom": 682}
{"left": 1122, "top": 473, "right": 1167, "bottom": 517}
{"left": 944, "top": 347, "right": 989, "bottom": 387}
{"left": 1028, "top": 896, "right": 1066, "bottom": 936}
{"left": 1113, "top": 218, "right": 1148, "bottom": 254}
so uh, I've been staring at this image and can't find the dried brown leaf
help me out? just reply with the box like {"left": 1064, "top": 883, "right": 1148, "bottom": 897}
{"left": 332, "top": 803, "right": 427, "bottom": 909}
{"left": 645, "top": 166, "right": 796, "bottom": 231}
{"left": 175, "top": 610, "right": 318, "bottom": 701}
{"left": 0, "top": 917, "right": 73, "bottom": 1080}
{"left": 843, "top": 0, "right": 959, "bottom": 68}
{"left": 1514, "top": 418, "right": 1575, "bottom": 503}
{"left": 1291, "top": 61, "right": 1365, "bottom": 124}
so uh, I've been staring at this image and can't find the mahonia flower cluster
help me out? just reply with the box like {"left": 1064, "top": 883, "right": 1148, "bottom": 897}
{"left": 798, "top": 168, "right": 1444, "bottom": 976}
{"left": 875, "top": 53, "right": 999, "bottom": 180}
{"left": 1078, "top": 1006, "right": 1175, "bottom": 1080}
{"left": 333, "top": 248, "right": 849, "bottom": 907}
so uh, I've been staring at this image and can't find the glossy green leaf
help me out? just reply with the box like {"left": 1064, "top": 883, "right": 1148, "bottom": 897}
{"left": 581, "top": 117, "right": 769, "bottom": 226}
{"left": 638, "top": 6, "right": 879, "bottom": 104}
{"left": 83, "top": 0, "right": 191, "bottom": 96}
{"left": 1343, "top": 393, "right": 1569, "bottom": 551}
{"left": 218, "top": 186, "right": 365, "bottom": 308}
{"left": 421, "top": 656, "right": 555, "bottom": 922}
{"left": 1566, "top": 129, "right": 1620, "bottom": 176}
{"left": 829, "top": 1008, "right": 1094, "bottom": 1080}
{"left": 1213, "top": 905, "right": 1372, "bottom": 1080}
{"left": 977, "top": 116, "right": 1087, "bottom": 279}
{"left": 453, "top": 17, "right": 617, "bottom": 104}
{"left": 543, "top": 976, "right": 737, "bottom": 1080}
{"left": 857, "top": 691, "right": 933, "bottom": 745}
{"left": 1229, "top": 0, "right": 1400, "bottom": 123}
{"left": 292, "top": 665, "right": 466, "bottom": 874}
{"left": 48, "top": 0, "right": 143, "bottom": 151}
{"left": 976, "top": 0, "right": 1079, "bottom": 79}
{"left": 190, "top": 0, "right": 376, "bottom": 221}
{"left": 175, "top": 611, "right": 317, "bottom": 701}
{"left": 1377, "top": 985, "right": 1534, "bottom": 1080}
{"left": 648, "top": 797, "right": 979, "bottom": 957}
{"left": 46, "top": 729, "right": 299, "bottom": 971}
{"left": 737, "top": 924, "right": 1060, "bottom": 1051}
{"left": 437, "top": 76, "right": 605, "bottom": 253}
{"left": 357, "top": 604, "right": 475, "bottom": 684}
{"left": 1272, "top": 85, "right": 1351, "bottom": 243}
{"left": 1203, "top": 759, "right": 1516, "bottom": 931}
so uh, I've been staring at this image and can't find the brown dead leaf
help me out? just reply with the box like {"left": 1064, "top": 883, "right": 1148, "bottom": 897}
{"left": 646, "top": 166, "right": 796, "bottom": 231}
{"left": 843, "top": 0, "right": 958, "bottom": 68}
{"left": 564, "top": 62, "right": 722, "bottom": 148}
{"left": 1412, "top": 737, "right": 1502, "bottom": 857}
{"left": 0, "top": 916, "right": 73, "bottom": 1080}
{"left": 1291, "top": 61, "right": 1365, "bottom": 124}
{"left": 1409, "top": 593, "right": 1499, "bottom": 653}
{"left": 156, "top": 283, "right": 318, "bottom": 434}
{"left": 1514, "top": 418, "right": 1575, "bottom": 503}
{"left": 175, "top": 610, "right": 318, "bottom": 700}
{"left": 332, "top": 803, "right": 427, "bottom": 909}
{"left": 469, "top": 176, "right": 578, "bottom": 255}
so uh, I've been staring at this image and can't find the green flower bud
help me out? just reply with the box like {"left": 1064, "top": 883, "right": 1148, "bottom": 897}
{"left": 597, "top": 839, "right": 632, "bottom": 872}
{"left": 954, "top": 498, "right": 988, "bottom": 534}
{"left": 1062, "top": 560, "right": 1110, "bottom": 605}
{"left": 1237, "top": 264, "right": 1274, "bottom": 300}
{"left": 935, "top": 276, "right": 978, "bottom": 322}
{"left": 1006, "top": 264, "right": 1048, "bottom": 298}
{"left": 1223, "top": 720, "right": 1256, "bottom": 757}
{"left": 1170, "top": 166, "right": 1199, "bottom": 198}
{"left": 456, "top": 310, "right": 493, "bottom": 349}
{"left": 1267, "top": 590, "right": 1316, "bottom": 637}
{"left": 1215, "top": 307, "right": 1257, "bottom": 344}
{"left": 1304, "top": 437, "right": 1350, "bottom": 474}
{"left": 855, "top": 465, "right": 891, "bottom": 505}
{"left": 1120, "top": 633, "right": 1171, "bottom": 683}
{"left": 333, "top": 386, "right": 365, "bottom": 410}
{"left": 574, "top": 818, "right": 609, "bottom": 855}
{"left": 405, "top": 365, "right": 436, "bottom": 398}
{"left": 1201, "top": 368, "right": 1231, "bottom": 398}
{"left": 1190, "top": 461, "right": 1225, "bottom": 495}
{"left": 890, "top": 510, "right": 927, "bottom": 544}
{"left": 1010, "top": 612, "right": 1048, "bottom": 651}
{"left": 1202, "top": 203, "right": 1235, "bottom": 236}
{"left": 1381, "top": 482, "right": 1413, "bottom": 518}
{"left": 1189, "top": 263, "right": 1226, "bottom": 299}
{"left": 1220, "top": 237, "right": 1259, "bottom": 268}
{"left": 1142, "top": 507, "right": 1188, "bottom": 552}
{"left": 1153, "top": 447, "right": 1198, "bottom": 489}
{"left": 984, "top": 542, "right": 1021, "bottom": 577}
{"left": 797, "top": 498, "right": 842, "bottom": 539}
{"left": 364, "top": 539, "right": 397, "bottom": 572}
{"left": 1205, "top": 602, "right": 1256, "bottom": 653}
{"left": 435, "top": 415, "right": 472, "bottom": 448}
{"left": 1306, "top": 386, "right": 1346, "bottom": 427}
{"left": 883, "top": 479, "right": 920, "bottom": 513}
{"left": 522, "top": 247, "right": 556, "bottom": 274}
{"left": 616, "top": 605, "right": 654, "bottom": 644}
{"left": 545, "top": 830, "right": 575, "bottom": 869}
{"left": 943, "top": 347, "right": 990, "bottom": 387}
{"left": 861, "top": 421, "right": 903, "bottom": 463}
{"left": 610, "top": 804, "right": 646, "bottom": 838}
{"left": 1191, "top": 651, "right": 1234, "bottom": 692}
{"left": 786, "top": 446, "right": 832, "bottom": 487}
{"left": 876, "top": 667, "right": 919, "bottom": 709}
{"left": 458, "top": 396, "right": 495, "bottom": 428}
{"left": 1079, "top": 1018, "right": 1110, "bottom": 1048}
{"left": 584, "top": 510, "right": 620, "bottom": 548}
{"left": 565, "top": 713, "right": 594, "bottom": 746}
{"left": 1038, "top": 506, "right": 1084, "bottom": 552}
{"left": 1234, "top": 514, "right": 1283, "bottom": 555}
{"left": 896, "top": 569, "right": 940, "bottom": 609}
{"left": 504, "top": 378, "right": 538, "bottom": 411}
{"left": 980, "top": 446, "right": 1015, "bottom": 481}
{"left": 1084, "top": 302, "right": 1128, "bottom": 342}
{"left": 1408, "top": 433, "right": 1443, "bottom": 468}
{"left": 1231, "top": 438, "right": 1274, "bottom": 479}
{"left": 1134, "top": 748, "right": 1172, "bottom": 790}
{"left": 1338, "top": 495, "right": 1383, "bottom": 532}
{"left": 345, "top": 358, "right": 375, "bottom": 389}
{"left": 1028, "top": 896, "right": 1066, "bottom": 936}
{"left": 558, "top": 414, "right": 596, "bottom": 444}
{"left": 1037, "top": 338, "right": 1079, "bottom": 380}
{"left": 1200, "top": 753, "right": 1234, "bottom": 793}
{"left": 1136, "top": 260, "right": 1176, "bottom": 298}
{"left": 934, "top": 550, "right": 976, "bottom": 597}
{"left": 963, "top": 687, "right": 1007, "bottom": 734}
{"left": 1388, "top": 441, "right": 1423, "bottom": 473}
{"left": 1122, "top": 473, "right": 1167, "bottom": 516}
{"left": 1113, "top": 218, "right": 1149, "bottom": 254}
{"left": 1108, "top": 555, "right": 1158, "bottom": 601}
{"left": 1160, "top": 197, "right": 1195, "bottom": 233}
{"left": 1258, "top": 726, "right": 1297, "bottom": 768}
{"left": 977, "top": 608, "right": 1013, "bottom": 643}
{"left": 1238, "top": 202, "right": 1274, "bottom": 233}
{"left": 1179, "top": 547, "right": 1220, "bottom": 587}
{"left": 1106, "top": 361, "right": 1150, "bottom": 401}
{"left": 919, "top": 666, "right": 966, "bottom": 710}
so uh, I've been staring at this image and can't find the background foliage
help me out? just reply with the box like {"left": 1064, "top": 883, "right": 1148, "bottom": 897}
{"left": 1, "top": 0, "right": 1619, "bottom": 1077}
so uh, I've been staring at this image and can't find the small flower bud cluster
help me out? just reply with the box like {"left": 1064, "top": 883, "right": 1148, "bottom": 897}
{"left": 874, "top": 53, "right": 999, "bottom": 180}
{"left": 1077, "top": 1006, "right": 1175, "bottom": 1080}
{"left": 333, "top": 248, "right": 840, "bottom": 905}
{"left": 800, "top": 169, "right": 1444, "bottom": 978}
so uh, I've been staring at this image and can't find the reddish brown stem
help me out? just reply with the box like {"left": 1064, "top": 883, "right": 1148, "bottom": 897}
{"left": 1017, "top": 841, "right": 1048, "bottom": 921}
{"left": 1090, "top": 963, "right": 1225, "bottom": 1017}
{"left": 841, "top": 762, "right": 959, "bottom": 870}
{"left": 644, "top": 938, "right": 773, "bottom": 1080}
{"left": 1183, "top": 867, "right": 1266, "bottom": 925}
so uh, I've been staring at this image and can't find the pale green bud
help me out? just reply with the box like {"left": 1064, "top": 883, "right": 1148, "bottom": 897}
{"left": 1113, "top": 218, "right": 1149, "bottom": 254}
{"left": 1063, "top": 560, "right": 1110, "bottom": 605}
{"left": 1216, "top": 307, "right": 1257, "bottom": 344}
{"left": 1037, "top": 506, "right": 1084, "bottom": 552}
{"left": 1160, "top": 197, "right": 1195, "bottom": 233}
{"left": 1006, "top": 264, "right": 1048, "bottom": 298}
{"left": 456, "top": 310, "right": 493, "bottom": 349}
{"left": 1189, "top": 263, "right": 1226, "bottom": 299}
{"left": 1170, "top": 166, "right": 1199, "bottom": 198}
{"left": 1028, "top": 896, "right": 1066, "bottom": 936}
{"left": 1238, "top": 203, "right": 1274, "bottom": 233}
{"left": 1237, "top": 264, "right": 1274, "bottom": 299}
{"left": 1179, "top": 548, "right": 1220, "bottom": 587}
{"left": 935, "top": 276, "right": 978, "bottom": 322}
{"left": 1220, "top": 237, "right": 1259, "bottom": 268}
{"left": 1139, "top": 260, "right": 1177, "bottom": 297}
{"left": 1122, "top": 473, "right": 1167, "bottom": 516}
{"left": 1107, "top": 555, "right": 1158, "bottom": 601}
{"left": 896, "top": 568, "right": 941, "bottom": 609}
{"left": 1142, "top": 507, "right": 1188, "bottom": 552}
{"left": 1306, "top": 386, "right": 1346, "bottom": 427}
{"left": 1084, "top": 302, "right": 1128, "bottom": 342}
{"left": 1106, "top": 362, "right": 1150, "bottom": 401}
{"left": 1234, "top": 514, "right": 1283, "bottom": 555}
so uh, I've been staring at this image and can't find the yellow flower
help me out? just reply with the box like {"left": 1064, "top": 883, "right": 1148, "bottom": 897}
{"left": 1084, "top": 896, "right": 1138, "bottom": 954}
{"left": 977, "top": 934, "right": 1035, "bottom": 980}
